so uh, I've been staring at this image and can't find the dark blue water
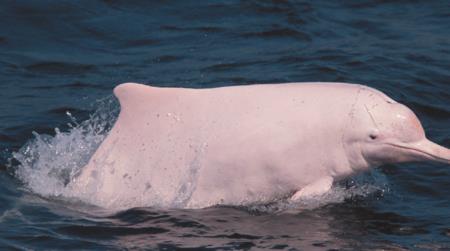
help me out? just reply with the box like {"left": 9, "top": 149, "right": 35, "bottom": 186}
{"left": 0, "top": 1, "right": 449, "bottom": 250}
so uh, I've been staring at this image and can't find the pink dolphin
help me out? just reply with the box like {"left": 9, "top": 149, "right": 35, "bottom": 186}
{"left": 69, "top": 82, "right": 450, "bottom": 209}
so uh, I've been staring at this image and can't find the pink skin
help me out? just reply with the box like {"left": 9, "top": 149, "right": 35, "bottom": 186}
{"left": 69, "top": 82, "right": 450, "bottom": 210}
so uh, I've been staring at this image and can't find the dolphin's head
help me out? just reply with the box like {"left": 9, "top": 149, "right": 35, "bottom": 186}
{"left": 345, "top": 88, "right": 450, "bottom": 171}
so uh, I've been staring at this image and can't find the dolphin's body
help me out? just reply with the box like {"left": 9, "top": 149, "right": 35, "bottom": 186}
{"left": 70, "top": 83, "right": 450, "bottom": 209}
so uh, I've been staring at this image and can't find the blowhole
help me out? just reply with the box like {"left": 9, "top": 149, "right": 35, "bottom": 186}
{"left": 369, "top": 134, "right": 378, "bottom": 140}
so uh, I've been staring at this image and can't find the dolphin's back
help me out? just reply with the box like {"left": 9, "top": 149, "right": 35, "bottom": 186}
{"left": 71, "top": 82, "right": 391, "bottom": 209}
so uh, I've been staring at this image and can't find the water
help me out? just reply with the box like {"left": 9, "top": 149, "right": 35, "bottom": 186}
{"left": 0, "top": 0, "right": 449, "bottom": 250}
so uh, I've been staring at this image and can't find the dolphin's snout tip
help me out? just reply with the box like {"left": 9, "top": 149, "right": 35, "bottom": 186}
{"left": 416, "top": 139, "right": 450, "bottom": 164}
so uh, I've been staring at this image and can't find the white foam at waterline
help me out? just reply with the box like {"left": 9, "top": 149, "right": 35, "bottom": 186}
{"left": 246, "top": 171, "right": 389, "bottom": 214}
{"left": 0, "top": 209, "right": 28, "bottom": 223}
{"left": 12, "top": 96, "right": 119, "bottom": 199}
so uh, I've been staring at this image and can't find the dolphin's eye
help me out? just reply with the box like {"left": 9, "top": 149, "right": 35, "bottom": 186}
{"left": 369, "top": 134, "right": 378, "bottom": 140}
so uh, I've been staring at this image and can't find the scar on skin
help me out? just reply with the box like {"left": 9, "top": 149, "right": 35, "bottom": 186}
{"left": 364, "top": 104, "right": 379, "bottom": 129}
{"left": 348, "top": 86, "right": 362, "bottom": 119}
{"left": 343, "top": 87, "right": 363, "bottom": 149}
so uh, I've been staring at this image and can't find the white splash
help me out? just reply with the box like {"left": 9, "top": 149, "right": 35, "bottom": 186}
{"left": 12, "top": 96, "right": 119, "bottom": 201}
{"left": 246, "top": 171, "right": 389, "bottom": 214}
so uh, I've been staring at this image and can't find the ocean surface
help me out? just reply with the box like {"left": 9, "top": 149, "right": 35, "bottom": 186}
{"left": 0, "top": 0, "right": 449, "bottom": 250}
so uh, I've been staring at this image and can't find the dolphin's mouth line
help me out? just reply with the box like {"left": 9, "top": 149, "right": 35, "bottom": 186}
{"left": 386, "top": 143, "right": 450, "bottom": 163}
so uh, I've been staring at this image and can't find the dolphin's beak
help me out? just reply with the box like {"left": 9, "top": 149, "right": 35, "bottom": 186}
{"left": 390, "top": 139, "right": 450, "bottom": 164}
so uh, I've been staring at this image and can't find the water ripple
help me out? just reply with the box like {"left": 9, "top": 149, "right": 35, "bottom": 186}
{"left": 25, "top": 62, "right": 97, "bottom": 75}
{"left": 242, "top": 28, "right": 311, "bottom": 41}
